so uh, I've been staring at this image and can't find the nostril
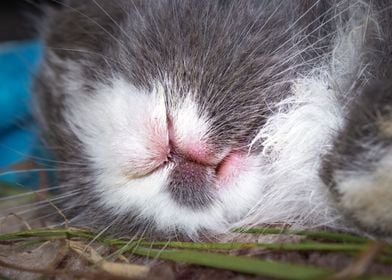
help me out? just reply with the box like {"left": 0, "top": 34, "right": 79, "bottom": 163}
{"left": 165, "top": 149, "right": 173, "bottom": 163}
{"left": 167, "top": 114, "right": 175, "bottom": 143}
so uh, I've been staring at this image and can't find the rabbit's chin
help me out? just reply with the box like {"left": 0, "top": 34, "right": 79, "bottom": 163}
{"left": 88, "top": 154, "right": 265, "bottom": 236}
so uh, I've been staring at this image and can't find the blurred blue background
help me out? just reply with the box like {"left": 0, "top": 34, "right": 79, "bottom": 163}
{"left": 0, "top": 2, "right": 60, "bottom": 188}
{"left": 0, "top": 40, "right": 43, "bottom": 185}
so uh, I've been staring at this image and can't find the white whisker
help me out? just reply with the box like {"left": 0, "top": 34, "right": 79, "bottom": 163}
{"left": 0, "top": 183, "right": 74, "bottom": 202}
{"left": 0, "top": 190, "right": 83, "bottom": 217}
{"left": 0, "top": 167, "right": 86, "bottom": 177}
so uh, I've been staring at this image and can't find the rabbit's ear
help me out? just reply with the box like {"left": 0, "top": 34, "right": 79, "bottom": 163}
{"left": 320, "top": 81, "right": 392, "bottom": 238}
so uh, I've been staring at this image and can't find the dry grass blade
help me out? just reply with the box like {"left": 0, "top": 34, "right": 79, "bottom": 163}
{"left": 68, "top": 240, "right": 150, "bottom": 279}
{"left": 331, "top": 241, "right": 388, "bottom": 280}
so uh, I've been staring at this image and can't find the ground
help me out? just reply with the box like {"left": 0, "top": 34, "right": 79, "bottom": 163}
{"left": 0, "top": 207, "right": 392, "bottom": 280}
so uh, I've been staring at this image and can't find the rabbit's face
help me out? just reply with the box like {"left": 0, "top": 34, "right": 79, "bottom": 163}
{"left": 35, "top": 0, "right": 296, "bottom": 236}
{"left": 61, "top": 75, "right": 266, "bottom": 235}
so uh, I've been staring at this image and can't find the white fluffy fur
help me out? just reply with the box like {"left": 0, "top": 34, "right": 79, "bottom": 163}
{"left": 65, "top": 78, "right": 169, "bottom": 177}
{"left": 171, "top": 96, "right": 210, "bottom": 151}
{"left": 239, "top": 72, "right": 345, "bottom": 230}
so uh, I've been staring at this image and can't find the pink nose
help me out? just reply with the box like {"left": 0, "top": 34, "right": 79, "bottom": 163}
{"left": 151, "top": 116, "right": 247, "bottom": 188}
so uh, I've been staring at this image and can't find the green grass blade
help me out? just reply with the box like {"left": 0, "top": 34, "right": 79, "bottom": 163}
{"left": 141, "top": 240, "right": 366, "bottom": 252}
{"left": 234, "top": 227, "right": 369, "bottom": 243}
{"left": 0, "top": 228, "right": 94, "bottom": 241}
{"left": 131, "top": 246, "right": 333, "bottom": 280}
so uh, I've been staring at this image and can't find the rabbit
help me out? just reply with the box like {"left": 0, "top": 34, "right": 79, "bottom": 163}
{"left": 33, "top": 0, "right": 392, "bottom": 239}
